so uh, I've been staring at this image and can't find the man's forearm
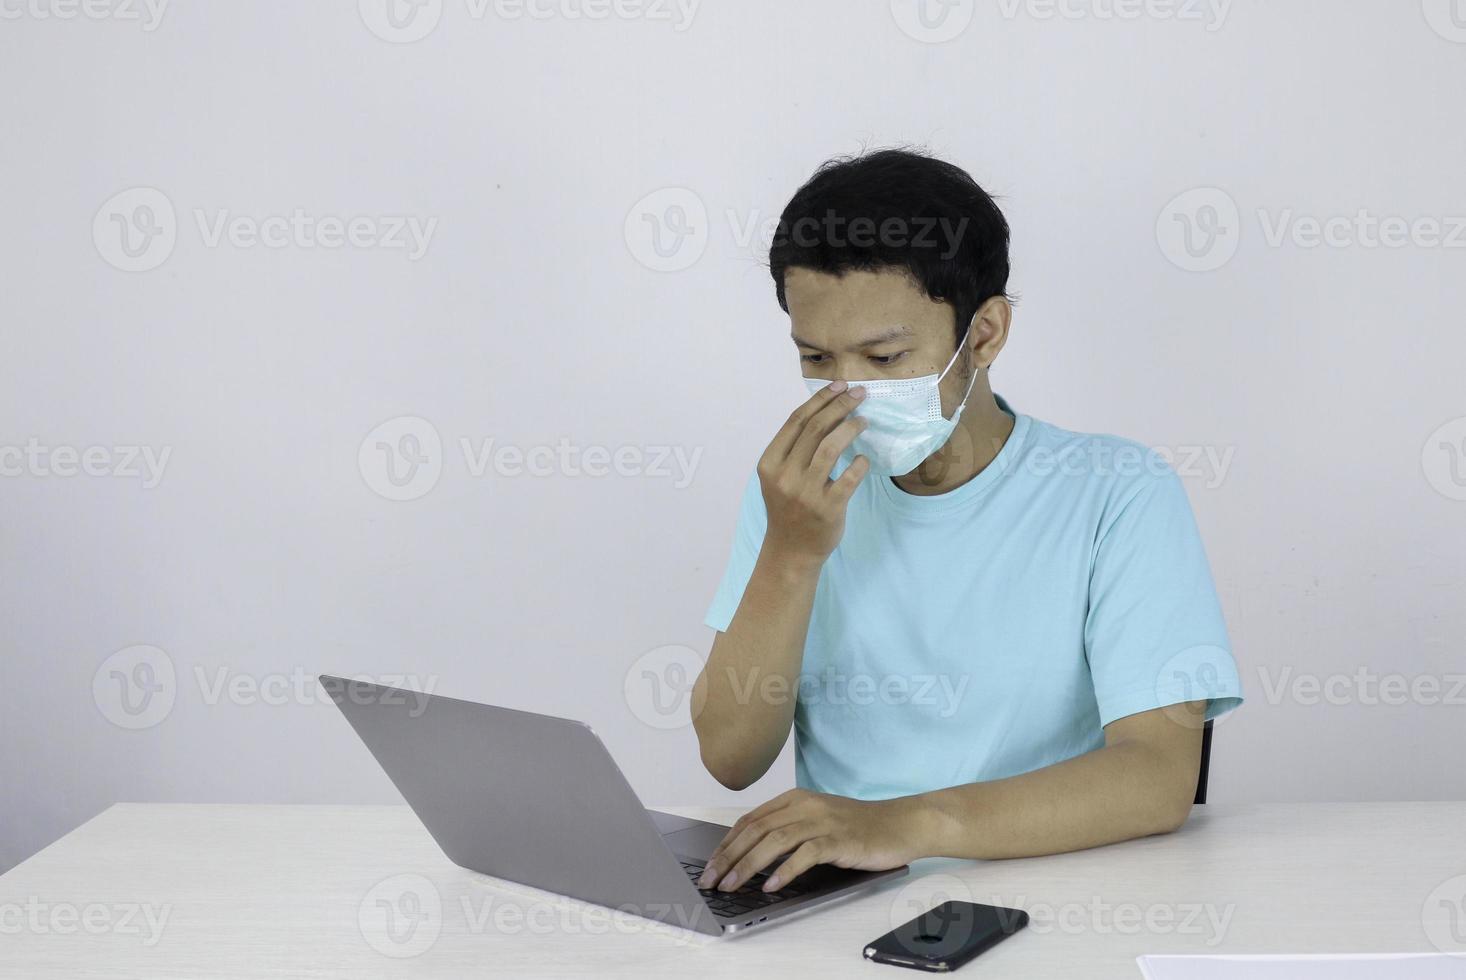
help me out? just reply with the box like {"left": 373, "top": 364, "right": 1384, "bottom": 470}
{"left": 692, "top": 548, "right": 823, "bottom": 789}
{"left": 897, "top": 737, "right": 1199, "bottom": 860}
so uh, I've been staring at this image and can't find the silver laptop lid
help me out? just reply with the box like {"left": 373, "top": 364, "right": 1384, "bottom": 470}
{"left": 320, "top": 675, "right": 720, "bottom": 935}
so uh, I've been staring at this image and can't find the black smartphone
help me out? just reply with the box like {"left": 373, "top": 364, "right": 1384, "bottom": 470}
{"left": 863, "top": 901, "right": 1028, "bottom": 972}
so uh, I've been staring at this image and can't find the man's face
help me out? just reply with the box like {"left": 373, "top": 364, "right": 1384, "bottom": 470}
{"left": 784, "top": 266, "right": 971, "bottom": 417}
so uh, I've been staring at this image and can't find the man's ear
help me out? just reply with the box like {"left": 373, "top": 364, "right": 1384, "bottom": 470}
{"left": 970, "top": 296, "right": 1012, "bottom": 369}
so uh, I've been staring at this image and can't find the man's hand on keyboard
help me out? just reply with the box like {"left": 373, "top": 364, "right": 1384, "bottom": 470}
{"left": 696, "top": 788, "right": 924, "bottom": 893}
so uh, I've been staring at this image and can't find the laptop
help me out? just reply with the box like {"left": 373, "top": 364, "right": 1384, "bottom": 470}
{"left": 320, "top": 675, "right": 907, "bottom": 936}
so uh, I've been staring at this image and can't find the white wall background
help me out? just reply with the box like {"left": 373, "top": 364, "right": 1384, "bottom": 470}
{"left": 3, "top": 0, "right": 1464, "bottom": 874}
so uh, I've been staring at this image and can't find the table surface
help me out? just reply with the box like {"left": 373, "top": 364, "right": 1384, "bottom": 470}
{"left": 2, "top": 802, "right": 1464, "bottom": 979}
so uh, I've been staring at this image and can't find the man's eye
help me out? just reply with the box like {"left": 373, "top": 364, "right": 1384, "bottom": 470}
{"left": 800, "top": 353, "right": 826, "bottom": 364}
{"left": 870, "top": 352, "right": 907, "bottom": 366}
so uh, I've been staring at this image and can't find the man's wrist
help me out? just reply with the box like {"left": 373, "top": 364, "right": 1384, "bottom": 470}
{"left": 883, "top": 791, "right": 959, "bottom": 860}
{"left": 757, "top": 543, "right": 828, "bottom": 582}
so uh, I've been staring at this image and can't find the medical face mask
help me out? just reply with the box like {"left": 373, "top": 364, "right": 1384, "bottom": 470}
{"left": 803, "top": 325, "right": 981, "bottom": 477}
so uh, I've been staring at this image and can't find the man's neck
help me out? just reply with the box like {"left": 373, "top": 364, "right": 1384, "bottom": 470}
{"left": 890, "top": 389, "right": 1016, "bottom": 497}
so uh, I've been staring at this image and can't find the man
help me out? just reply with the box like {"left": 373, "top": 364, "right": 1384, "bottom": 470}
{"left": 690, "top": 149, "right": 1244, "bottom": 896}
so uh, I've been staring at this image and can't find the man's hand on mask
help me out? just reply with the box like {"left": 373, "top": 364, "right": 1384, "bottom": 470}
{"left": 696, "top": 788, "right": 923, "bottom": 892}
{"left": 758, "top": 380, "right": 871, "bottom": 564}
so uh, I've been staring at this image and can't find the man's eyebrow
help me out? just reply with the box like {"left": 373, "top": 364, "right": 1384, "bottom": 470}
{"left": 791, "top": 324, "right": 915, "bottom": 351}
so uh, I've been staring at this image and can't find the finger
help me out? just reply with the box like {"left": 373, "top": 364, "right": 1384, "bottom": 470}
{"left": 697, "top": 798, "right": 803, "bottom": 891}
{"left": 720, "top": 821, "right": 817, "bottom": 892}
{"left": 701, "top": 812, "right": 800, "bottom": 890}
{"left": 764, "top": 381, "right": 846, "bottom": 464}
{"left": 787, "top": 386, "right": 867, "bottom": 469}
{"left": 764, "top": 838, "right": 828, "bottom": 891}
{"left": 713, "top": 789, "right": 804, "bottom": 855}
{"left": 828, "top": 454, "right": 870, "bottom": 499}
{"left": 809, "top": 416, "right": 867, "bottom": 478}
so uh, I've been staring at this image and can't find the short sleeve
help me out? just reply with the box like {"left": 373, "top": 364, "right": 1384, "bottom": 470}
{"left": 1084, "top": 470, "right": 1244, "bottom": 728}
{"left": 703, "top": 469, "right": 768, "bottom": 633}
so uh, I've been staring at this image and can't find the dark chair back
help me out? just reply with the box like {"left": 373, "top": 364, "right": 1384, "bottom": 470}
{"left": 1193, "top": 719, "right": 1213, "bottom": 804}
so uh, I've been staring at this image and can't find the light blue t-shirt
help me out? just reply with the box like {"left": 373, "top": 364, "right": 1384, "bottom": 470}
{"left": 703, "top": 398, "right": 1244, "bottom": 800}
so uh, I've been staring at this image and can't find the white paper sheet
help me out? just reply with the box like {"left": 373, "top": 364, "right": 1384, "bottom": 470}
{"left": 1137, "top": 953, "right": 1466, "bottom": 980}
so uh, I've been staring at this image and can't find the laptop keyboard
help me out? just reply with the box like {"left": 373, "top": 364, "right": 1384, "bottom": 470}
{"left": 680, "top": 860, "right": 807, "bottom": 918}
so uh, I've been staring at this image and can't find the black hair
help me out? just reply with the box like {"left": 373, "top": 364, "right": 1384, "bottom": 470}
{"left": 769, "top": 148, "right": 1011, "bottom": 345}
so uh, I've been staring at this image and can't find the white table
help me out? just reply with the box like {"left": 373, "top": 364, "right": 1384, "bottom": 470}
{"left": 2, "top": 803, "right": 1464, "bottom": 978}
